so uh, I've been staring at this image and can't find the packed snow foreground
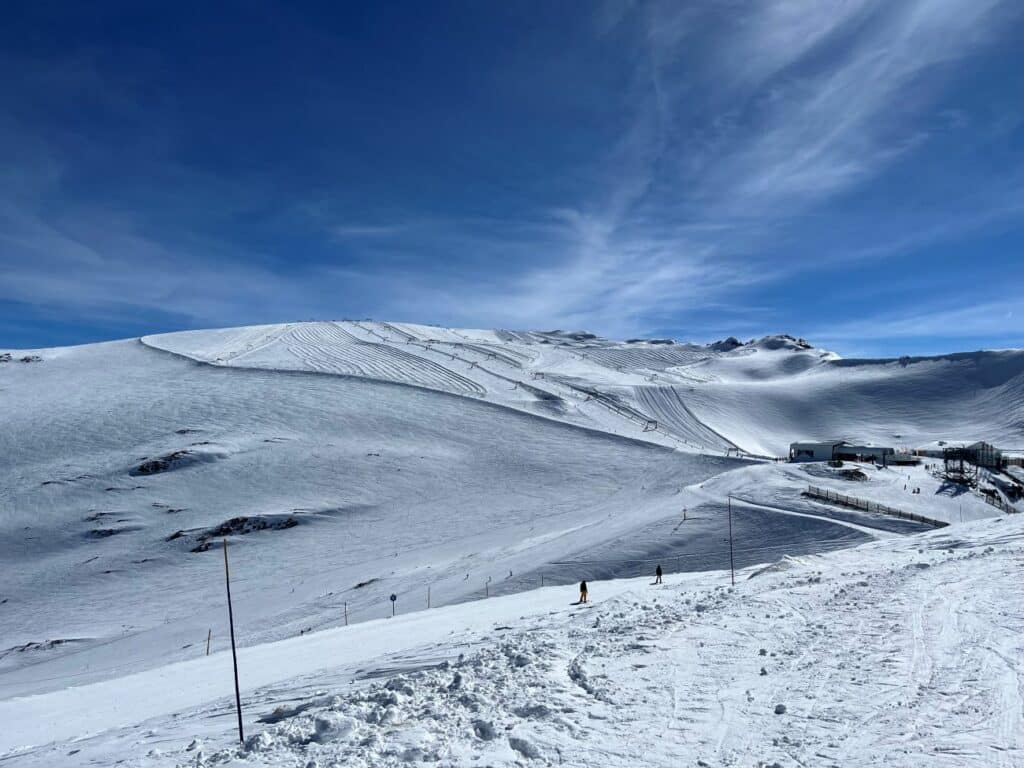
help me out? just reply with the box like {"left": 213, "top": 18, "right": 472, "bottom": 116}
{"left": 3, "top": 515, "right": 1021, "bottom": 767}
{"left": 1, "top": 321, "right": 1022, "bottom": 765}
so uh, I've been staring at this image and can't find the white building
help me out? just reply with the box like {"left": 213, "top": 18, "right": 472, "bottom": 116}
{"left": 789, "top": 440, "right": 895, "bottom": 463}
{"left": 789, "top": 440, "right": 846, "bottom": 462}
{"left": 837, "top": 444, "right": 896, "bottom": 462}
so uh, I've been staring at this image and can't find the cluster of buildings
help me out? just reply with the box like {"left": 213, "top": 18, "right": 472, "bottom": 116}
{"left": 788, "top": 439, "right": 1007, "bottom": 469}
{"left": 788, "top": 440, "right": 909, "bottom": 465}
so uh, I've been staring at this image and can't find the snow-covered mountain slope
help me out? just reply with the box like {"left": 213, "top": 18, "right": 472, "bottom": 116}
{"left": 1, "top": 321, "right": 1020, "bottom": 764}
{"left": 680, "top": 345, "right": 1024, "bottom": 456}
{"left": 143, "top": 322, "right": 717, "bottom": 453}
{"left": 4, "top": 514, "right": 1020, "bottom": 767}
{"left": 0, "top": 338, "right": 743, "bottom": 698}
{"left": 146, "top": 323, "right": 1024, "bottom": 457}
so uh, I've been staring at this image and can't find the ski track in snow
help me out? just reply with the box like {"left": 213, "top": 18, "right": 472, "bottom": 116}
{"left": 634, "top": 384, "right": 739, "bottom": 453}
{"left": 283, "top": 322, "right": 487, "bottom": 396}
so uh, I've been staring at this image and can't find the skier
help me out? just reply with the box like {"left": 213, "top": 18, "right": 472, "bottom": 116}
{"left": 579, "top": 580, "right": 588, "bottom": 604}
{"left": 654, "top": 564, "right": 663, "bottom": 584}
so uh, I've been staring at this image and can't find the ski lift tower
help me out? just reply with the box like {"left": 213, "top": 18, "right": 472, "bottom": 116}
{"left": 943, "top": 446, "right": 978, "bottom": 486}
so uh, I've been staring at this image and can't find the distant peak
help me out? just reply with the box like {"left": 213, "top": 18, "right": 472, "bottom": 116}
{"left": 751, "top": 334, "right": 814, "bottom": 351}
{"left": 706, "top": 336, "right": 744, "bottom": 352}
{"left": 535, "top": 330, "right": 601, "bottom": 343}
{"left": 706, "top": 334, "right": 837, "bottom": 357}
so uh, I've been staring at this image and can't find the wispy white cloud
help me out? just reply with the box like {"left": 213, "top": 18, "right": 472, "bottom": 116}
{"left": 442, "top": 0, "right": 1018, "bottom": 339}
{"left": 809, "top": 298, "right": 1024, "bottom": 345}
{"left": 694, "top": 0, "right": 1011, "bottom": 213}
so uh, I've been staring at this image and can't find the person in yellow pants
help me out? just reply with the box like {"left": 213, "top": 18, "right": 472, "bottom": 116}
{"left": 579, "top": 580, "right": 588, "bottom": 603}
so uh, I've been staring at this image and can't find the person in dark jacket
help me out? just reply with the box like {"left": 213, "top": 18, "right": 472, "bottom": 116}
{"left": 655, "top": 564, "right": 663, "bottom": 584}
{"left": 579, "top": 580, "right": 588, "bottom": 603}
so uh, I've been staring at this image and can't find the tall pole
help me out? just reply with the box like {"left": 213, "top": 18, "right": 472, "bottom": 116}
{"left": 223, "top": 539, "right": 244, "bottom": 743}
{"left": 727, "top": 496, "right": 735, "bottom": 587}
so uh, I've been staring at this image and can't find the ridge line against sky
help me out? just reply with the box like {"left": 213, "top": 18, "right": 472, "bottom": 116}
{"left": 1, "top": 0, "right": 1023, "bottom": 356}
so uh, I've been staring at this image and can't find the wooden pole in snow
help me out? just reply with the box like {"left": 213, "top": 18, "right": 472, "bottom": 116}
{"left": 727, "top": 497, "right": 735, "bottom": 587}
{"left": 223, "top": 539, "right": 244, "bottom": 743}
{"left": 206, "top": 628, "right": 211, "bottom": 656}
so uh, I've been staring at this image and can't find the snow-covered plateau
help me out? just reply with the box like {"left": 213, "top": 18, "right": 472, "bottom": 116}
{"left": 1, "top": 321, "right": 1021, "bottom": 766}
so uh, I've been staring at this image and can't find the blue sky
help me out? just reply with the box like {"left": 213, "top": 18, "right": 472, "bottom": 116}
{"left": 2, "top": 0, "right": 1023, "bottom": 356}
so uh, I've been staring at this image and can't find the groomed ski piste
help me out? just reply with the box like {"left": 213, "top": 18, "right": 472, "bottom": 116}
{"left": 1, "top": 322, "right": 1022, "bottom": 766}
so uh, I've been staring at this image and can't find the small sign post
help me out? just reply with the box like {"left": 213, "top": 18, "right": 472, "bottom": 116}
{"left": 390, "top": 593, "right": 397, "bottom": 617}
